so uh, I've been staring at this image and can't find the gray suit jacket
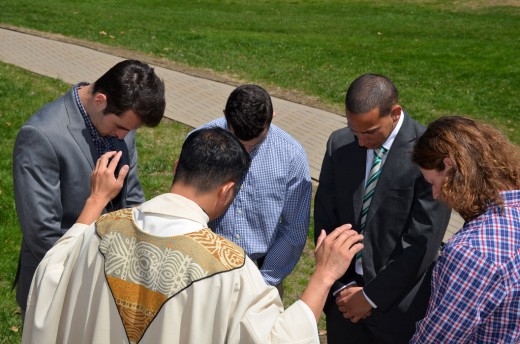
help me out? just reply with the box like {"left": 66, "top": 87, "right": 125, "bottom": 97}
{"left": 314, "top": 112, "right": 451, "bottom": 341}
{"left": 13, "top": 89, "right": 145, "bottom": 311}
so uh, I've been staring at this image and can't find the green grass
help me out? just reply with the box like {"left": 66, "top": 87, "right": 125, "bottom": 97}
{"left": 1, "top": 1, "right": 519, "bottom": 340}
{"left": 0, "top": 0, "right": 518, "bottom": 142}
{"left": 137, "top": 121, "right": 192, "bottom": 199}
{"left": 0, "top": 62, "right": 194, "bottom": 341}
{"left": 0, "top": 63, "right": 71, "bottom": 343}
{"left": 0, "top": 61, "right": 320, "bottom": 341}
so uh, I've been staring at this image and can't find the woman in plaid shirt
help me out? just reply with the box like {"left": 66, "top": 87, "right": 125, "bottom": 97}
{"left": 409, "top": 116, "right": 520, "bottom": 343}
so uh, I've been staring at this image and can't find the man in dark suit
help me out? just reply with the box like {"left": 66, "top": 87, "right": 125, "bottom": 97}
{"left": 13, "top": 59, "right": 165, "bottom": 315}
{"left": 314, "top": 74, "right": 451, "bottom": 343}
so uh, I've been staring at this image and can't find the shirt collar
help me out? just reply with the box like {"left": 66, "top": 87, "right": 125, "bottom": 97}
{"left": 381, "top": 109, "right": 404, "bottom": 152}
{"left": 138, "top": 193, "right": 210, "bottom": 227}
{"left": 73, "top": 82, "right": 93, "bottom": 130}
{"left": 73, "top": 82, "right": 114, "bottom": 157}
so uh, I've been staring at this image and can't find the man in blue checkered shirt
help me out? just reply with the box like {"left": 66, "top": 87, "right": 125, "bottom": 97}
{"left": 411, "top": 116, "right": 520, "bottom": 343}
{"left": 197, "top": 84, "right": 312, "bottom": 297}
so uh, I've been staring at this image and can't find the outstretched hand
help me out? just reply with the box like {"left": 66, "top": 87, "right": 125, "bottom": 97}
{"left": 89, "top": 151, "right": 128, "bottom": 204}
{"left": 76, "top": 151, "right": 128, "bottom": 225}
{"left": 300, "top": 224, "right": 364, "bottom": 322}
{"left": 314, "top": 225, "right": 364, "bottom": 287}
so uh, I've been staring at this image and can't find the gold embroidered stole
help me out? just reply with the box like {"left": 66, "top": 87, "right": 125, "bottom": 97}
{"left": 96, "top": 209, "right": 245, "bottom": 343}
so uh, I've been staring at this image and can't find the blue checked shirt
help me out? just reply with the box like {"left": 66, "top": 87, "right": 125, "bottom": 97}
{"left": 411, "top": 190, "right": 520, "bottom": 343}
{"left": 199, "top": 118, "right": 312, "bottom": 286}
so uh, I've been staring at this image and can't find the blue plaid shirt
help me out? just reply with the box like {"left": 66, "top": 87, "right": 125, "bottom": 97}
{"left": 412, "top": 190, "right": 520, "bottom": 343}
{"left": 200, "top": 118, "right": 312, "bottom": 286}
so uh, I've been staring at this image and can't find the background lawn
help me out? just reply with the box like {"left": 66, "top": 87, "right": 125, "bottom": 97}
{"left": 0, "top": 62, "right": 319, "bottom": 341}
{"left": 0, "top": 63, "right": 70, "bottom": 343}
{"left": 1, "top": 0, "right": 519, "bottom": 342}
{"left": 0, "top": 0, "right": 518, "bottom": 142}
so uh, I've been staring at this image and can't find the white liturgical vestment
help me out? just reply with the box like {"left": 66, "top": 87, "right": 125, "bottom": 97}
{"left": 22, "top": 193, "right": 318, "bottom": 343}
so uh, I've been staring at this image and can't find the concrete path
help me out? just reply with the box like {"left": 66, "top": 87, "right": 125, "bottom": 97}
{"left": 0, "top": 27, "right": 463, "bottom": 241}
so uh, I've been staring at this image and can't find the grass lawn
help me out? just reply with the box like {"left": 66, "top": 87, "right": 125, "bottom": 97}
{"left": 1, "top": 0, "right": 519, "bottom": 341}
{"left": 0, "top": 63, "right": 71, "bottom": 343}
{"left": 0, "top": 61, "right": 322, "bottom": 341}
{"left": 0, "top": 0, "right": 518, "bottom": 143}
{"left": 0, "top": 62, "right": 192, "bottom": 341}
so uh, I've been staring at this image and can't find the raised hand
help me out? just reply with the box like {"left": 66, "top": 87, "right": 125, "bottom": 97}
{"left": 89, "top": 151, "right": 129, "bottom": 204}
{"left": 300, "top": 225, "right": 364, "bottom": 322}
{"left": 314, "top": 225, "right": 364, "bottom": 286}
{"left": 76, "top": 151, "right": 129, "bottom": 224}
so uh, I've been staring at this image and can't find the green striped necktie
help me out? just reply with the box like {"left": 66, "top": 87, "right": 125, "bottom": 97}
{"left": 355, "top": 146, "right": 388, "bottom": 260}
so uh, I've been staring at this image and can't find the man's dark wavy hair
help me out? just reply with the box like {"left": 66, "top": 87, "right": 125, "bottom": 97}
{"left": 92, "top": 59, "right": 165, "bottom": 127}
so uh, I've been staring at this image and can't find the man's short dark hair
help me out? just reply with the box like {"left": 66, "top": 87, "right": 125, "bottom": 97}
{"left": 92, "top": 59, "right": 166, "bottom": 127}
{"left": 345, "top": 74, "right": 398, "bottom": 117}
{"left": 174, "top": 127, "right": 251, "bottom": 193}
{"left": 224, "top": 84, "right": 273, "bottom": 141}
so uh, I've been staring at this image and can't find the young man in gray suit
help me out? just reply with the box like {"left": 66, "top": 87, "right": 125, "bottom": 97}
{"left": 13, "top": 59, "right": 165, "bottom": 315}
{"left": 314, "top": 74, "right": 451, "bottom": 343}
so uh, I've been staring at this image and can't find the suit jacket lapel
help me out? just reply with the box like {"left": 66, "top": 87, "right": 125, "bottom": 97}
{"left": 352, "top": 147, "right": 367, "bottom": 229}
{"left": 64, "top": 90, "right": 97, "bottom": 169}
{"left": 365, "top": 113, "right": 416, "bottom": 227}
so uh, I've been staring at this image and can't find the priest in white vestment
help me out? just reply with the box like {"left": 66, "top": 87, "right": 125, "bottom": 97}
{"left": 23, "top": 128, "right": 363, "bottom": 344}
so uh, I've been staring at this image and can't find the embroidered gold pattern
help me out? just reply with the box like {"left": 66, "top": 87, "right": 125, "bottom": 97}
{"left": 96, "top": 209, "right": 245, "bottom": 343}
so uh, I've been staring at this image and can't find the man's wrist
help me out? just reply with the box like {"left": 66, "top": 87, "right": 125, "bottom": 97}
{"left": 312, "top": 269, "right": 336, "bottom": 290}
{"left": 87, "top": 194, "right": 110, "bottom": 208}
{"left": 362, "top": 289, "right": 378, "bottom": 309}
{"left": 332, "top": 281, "right": 357, "bottom": 297}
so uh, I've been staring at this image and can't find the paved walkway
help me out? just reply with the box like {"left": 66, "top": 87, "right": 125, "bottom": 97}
{"left": 0, "top": 26, "right": 463, "bottom": 241}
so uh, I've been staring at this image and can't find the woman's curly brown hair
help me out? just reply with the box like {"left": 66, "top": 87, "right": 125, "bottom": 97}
{"left": 412, "top": 116, "right": 520, "bottom": 221}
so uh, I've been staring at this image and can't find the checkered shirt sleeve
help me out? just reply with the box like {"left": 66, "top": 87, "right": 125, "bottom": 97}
{"left": 411, "top": 190, "right": 520, "bottom": 343}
